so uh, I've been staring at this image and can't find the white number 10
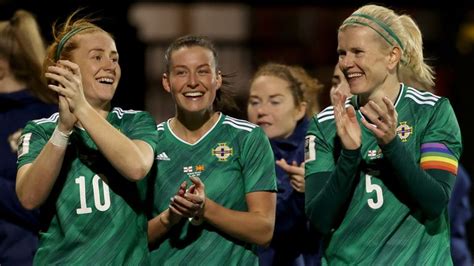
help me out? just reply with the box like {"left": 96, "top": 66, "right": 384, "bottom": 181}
{"left": 365, "top": 174, "right": 383, "bottom": 209}
{"left": 75, "top": 175, "right": 111, "bottom": 215}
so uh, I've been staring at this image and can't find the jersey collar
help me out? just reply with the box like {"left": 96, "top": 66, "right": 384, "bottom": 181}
{"left": 166, "top": 112, "right": 223, "bottom": 146}
{"left": 353, "top": 83, "right": 405, "bottom": 118}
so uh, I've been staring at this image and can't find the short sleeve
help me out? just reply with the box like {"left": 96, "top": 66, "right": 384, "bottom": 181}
{"left": 422, "top": 99, "right": 462, "bottom": 159}
{"left": 17, "top": 121, "right": 50, "bottom": 168}
{"left": 305, "top": 115, "right": 336, "bottom": 176}
{"left": 124, "top": 111, "right": 159, "bottom": 154}
{"left": 240, "top": 127, "right": 277, "bottom": 193}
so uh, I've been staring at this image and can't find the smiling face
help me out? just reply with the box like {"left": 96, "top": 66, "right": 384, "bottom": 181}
{"left": 247, "top": 75, "right": 306, "bottom": 140}
{"left": 70, "top": 31, "right": 121, "bottom": 107}
{"left": 162, "top": 46, "right": 222, "bottom": 115}
{"left": 337, "top": 26, "right": 392, "bottom": 96}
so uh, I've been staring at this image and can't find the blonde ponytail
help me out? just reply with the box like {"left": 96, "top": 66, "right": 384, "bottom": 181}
{"left": 398, "top": 15, "right": 435, "bottom": 90}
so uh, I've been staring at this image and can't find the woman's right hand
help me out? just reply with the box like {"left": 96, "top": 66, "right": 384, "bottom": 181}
{"left": 46, "top": 60, "right": 89, "bottom": 118}
{"left": 333, "top": 90, "right": 361, "bottom": 150}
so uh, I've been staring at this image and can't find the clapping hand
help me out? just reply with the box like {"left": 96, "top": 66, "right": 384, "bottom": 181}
{"left": 360, "top": 97, "right": 398, "bottom": 145}
{"left": 333, "top": 89, "right": 361, "bottom": 150}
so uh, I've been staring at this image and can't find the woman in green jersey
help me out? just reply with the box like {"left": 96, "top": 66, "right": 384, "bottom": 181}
{"left": 305, "top": 4, "right": 462, "bottom": 265}
{"left": 15, "top": 11, "right": 157, "bottom": 264}
{"left": 147, "top": 35, "right": 277, "bottom": 265}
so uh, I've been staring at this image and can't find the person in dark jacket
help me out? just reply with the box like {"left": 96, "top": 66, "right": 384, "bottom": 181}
{"left": 247, "top": 62, "right": 323, "bottom": 265}
{"left": 449, "top": 165, "right": 472, "bottom": 266}
{"left": 0, "top": 9, "right": 57, "bottom": 266}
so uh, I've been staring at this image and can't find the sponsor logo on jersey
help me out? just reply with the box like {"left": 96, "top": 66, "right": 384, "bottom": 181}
{"left": 183, "top": 165, "right": 205, "bottom": 178}
{"left": 396, "top": 121, "right": 412, "bottom": 142}
{"left": 156, "top": 152, "right": 170, "bottom": 161}
{"left": 212, "top": 143, "right": 233, "bottom": 161}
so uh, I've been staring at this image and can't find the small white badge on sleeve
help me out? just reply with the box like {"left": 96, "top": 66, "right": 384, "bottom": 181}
{"left": 305, "top": 135, "right": 316, "bottom": 162}
{"left": 17, "top": 132, "right": 32, "bottom": 158}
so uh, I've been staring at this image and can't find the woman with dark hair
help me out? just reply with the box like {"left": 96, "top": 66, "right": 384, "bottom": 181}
{"left": 148, "top": 35, "right": 277, "bottom": 265}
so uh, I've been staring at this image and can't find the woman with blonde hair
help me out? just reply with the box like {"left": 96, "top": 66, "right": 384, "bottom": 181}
{"left": 305, "top": 4, "right": 462, "bottom": 264}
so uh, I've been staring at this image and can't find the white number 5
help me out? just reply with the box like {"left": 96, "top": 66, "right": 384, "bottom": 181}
{"left": 365, "top": 174, "right": 383, "bottom": 209}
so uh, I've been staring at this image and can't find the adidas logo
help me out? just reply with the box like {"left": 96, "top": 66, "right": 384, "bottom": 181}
{"left": 156, "top": 152, "right": 170, "bottom": 161}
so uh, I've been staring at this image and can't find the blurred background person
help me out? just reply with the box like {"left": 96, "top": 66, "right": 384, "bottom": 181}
{"left": 0, "top": 9, "right": 56, "bottom": 266}
{"left": 247, "top": 62, "right": 323, "bottom": 265}
{"left": 329, "top": 63, "right": 350, "bottom": 105}
{"left": 449, "top": 165, "right": 472, "bottom": 266}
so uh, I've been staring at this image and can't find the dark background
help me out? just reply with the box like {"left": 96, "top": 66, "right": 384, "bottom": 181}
{"left": 1, "top": 0, "right": 472, "bottom": 257}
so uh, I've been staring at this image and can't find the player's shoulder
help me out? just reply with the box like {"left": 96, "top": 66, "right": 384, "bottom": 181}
{"left": 315, "top": 97, "right": 353, "bottom": 124}
{"left": 221, "top": 114, "right": 258, "bottom": 133}
{"left": 316, "top": 105, "right": 335, "bottom": 124}
{"left": 110, "top": 107, "right": 145, "bottom": 119}
{"left": 403, "top": 85, "right": 445, "bottom": 108}
{"left": 31, "top": 112, "right": 59, "bottom": 124}
{"left": 156, "top": 121, "right": 167, "bottom": 136}
{"left": 156, "top": 121, "right": 166, "bottom": 131}
{"left": 20, "top": 112, "right": 59, "bottom": 136}
{"left": 29, "top": 112, "right": 59, "bottom": 128}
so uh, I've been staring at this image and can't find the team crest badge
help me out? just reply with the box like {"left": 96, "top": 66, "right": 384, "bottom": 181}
{"left": 396, "top": 121, "right": 413, "bottom": 142}
{"left": 212, "top": 143, "right": 233, "bottom": 161}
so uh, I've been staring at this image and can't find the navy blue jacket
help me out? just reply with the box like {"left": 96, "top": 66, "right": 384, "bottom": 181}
{"left": 448, "top": 164, "right": 472, "bottom": 266}
{"left": 258, "top": 118, "right": 321, "bottom": 266}
{"left": 0, "top": 90, "right": 57, "bottom": 266}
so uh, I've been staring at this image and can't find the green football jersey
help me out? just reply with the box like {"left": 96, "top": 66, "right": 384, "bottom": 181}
{"left": 17, "top": 108, "right": 158, "bottom": 265}
{"left": 305, "top": 84, "right": 462, "bottom": 265}
{"left": 149, "top": 113, "right": 277, "bottom": 265}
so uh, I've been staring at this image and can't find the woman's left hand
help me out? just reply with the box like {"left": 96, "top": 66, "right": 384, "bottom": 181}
{"left": 360, "top": 97, "right": 398, "bottom": 145}
{"left": 276, "top": 159, "right": 305, "bottom": 193}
